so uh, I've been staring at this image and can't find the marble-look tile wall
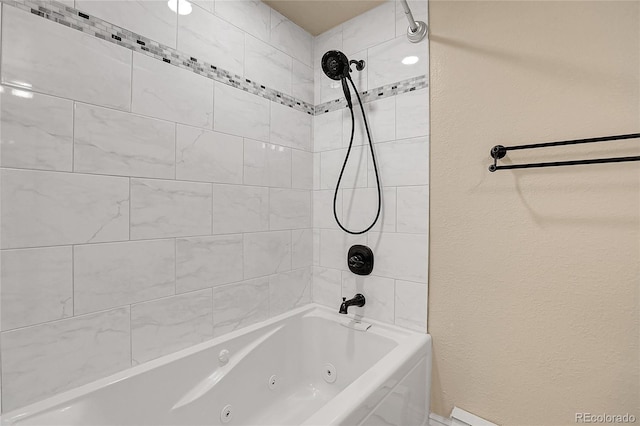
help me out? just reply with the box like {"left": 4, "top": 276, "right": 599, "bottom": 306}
{"left": 312, "top": 0, "right": 430, "bottom": 333}
{"left": 0, "top": 0, "right": 430, "bottom": 414}
{"left": 0, "top": 0, "right": 313, "bottom": 412}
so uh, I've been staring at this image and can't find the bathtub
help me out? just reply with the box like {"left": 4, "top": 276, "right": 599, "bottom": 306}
{"left": 1, "top": 304, "right": 432, "bottom": 426}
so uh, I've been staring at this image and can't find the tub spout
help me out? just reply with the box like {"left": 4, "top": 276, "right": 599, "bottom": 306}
{"left": 339, "top": 294, "right": 365, "bottom": 314}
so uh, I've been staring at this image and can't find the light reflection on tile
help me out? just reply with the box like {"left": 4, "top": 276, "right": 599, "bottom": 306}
{"left": 0, "top": 89, "right": 73, "bottom": 171}
{"left": 1, "top": 5, "right": 132, "bottom": 110}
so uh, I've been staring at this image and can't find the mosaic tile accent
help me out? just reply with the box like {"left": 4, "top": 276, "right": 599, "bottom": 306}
{"left": 314, "top": 75, "right": 429, "bottom": 115}
{"left": 1, "top": 0, "right": 427, "bottom": 117}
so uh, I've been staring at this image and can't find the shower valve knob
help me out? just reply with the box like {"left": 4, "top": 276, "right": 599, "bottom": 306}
{"left": 347, "top": 245, "right": 374, "bottom": 275}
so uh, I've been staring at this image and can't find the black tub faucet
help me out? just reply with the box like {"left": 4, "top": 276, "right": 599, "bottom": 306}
{"left": 339, "top": 294, "right": 366, "bottom": 314}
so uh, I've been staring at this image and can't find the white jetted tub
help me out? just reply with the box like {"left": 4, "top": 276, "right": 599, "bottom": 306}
{"left": 1, "top": 304, "right": 432, "bottom": 426}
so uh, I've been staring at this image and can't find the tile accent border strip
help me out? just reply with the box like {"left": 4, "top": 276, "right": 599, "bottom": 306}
{"left": 1, "top": 0, "right": 428, "bottom": 116}
{"left": 314, "top": 75, "right": 429, "bottom": 115}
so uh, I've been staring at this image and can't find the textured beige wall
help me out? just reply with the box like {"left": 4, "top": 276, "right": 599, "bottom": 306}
{"left": 429, "top": 1, "right": 640, "bottom": 424}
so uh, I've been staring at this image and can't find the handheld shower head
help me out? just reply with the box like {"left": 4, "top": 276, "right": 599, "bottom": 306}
{"left": 321, "top": 50, "right": 350, "bottom": 81}
{"left": 321, "top": 50, "right": 364, "bottom": 108}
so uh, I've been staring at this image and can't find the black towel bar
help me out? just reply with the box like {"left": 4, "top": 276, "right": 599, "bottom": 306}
{"left": 489, "top": 133, "right": 640, "bottom": 172}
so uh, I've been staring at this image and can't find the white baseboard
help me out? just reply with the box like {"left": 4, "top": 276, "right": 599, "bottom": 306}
{"left": 429, "top": 407, "right": 499, "bottom": 426}
{"left": 451, "top": 407, "right": 498, "bottom": 426}
{"left": 429, "top": 412, "right": 452, "bottom": 426}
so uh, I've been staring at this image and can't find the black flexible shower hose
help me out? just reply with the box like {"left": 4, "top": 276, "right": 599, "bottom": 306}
{"left": 332, "top": 75, "right": 382, "bottom": 235}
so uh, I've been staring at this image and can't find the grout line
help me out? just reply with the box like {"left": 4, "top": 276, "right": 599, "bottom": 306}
{"left": 0, "top": 224, "right": 324, "bottom": 252}
{"left": 0, "top": 165, "right": 338, "bottom": 187}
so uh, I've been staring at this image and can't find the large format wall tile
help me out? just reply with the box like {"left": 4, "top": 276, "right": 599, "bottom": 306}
{"left": 270, "top": 9, "right": 312, "bottom": 67}
{"left": 292, "top": 60, "right": 314, "bottom": 105}
{"left": 177, "top": 6, "right": 244, "bottom": 77}
{"left": 342, "top": 187, "right": 397, "bottom": 233}
{"left": 344, "top": 96, "right": 396, "bottom": 146}
{"left": 74, "top": 104, "right": 176, "bottom": 179}
{"left": 313, "top": 153, "right": 321, "bottom": 190}
{"left": 270, "top": 102, "right": 312, "bottom": 151}
{"left": 245, "top": 35, "right": 292, "bottom": 95}
{"left": 292, "top": 149, "right": 313, "bottom": 190}
{"left": 342, "top": 2, "right": 395, "bottom": 54}
{"left": 130, "top": 178, "right": 213, "bottom": 239}
{"left": 243, "top": 139, "right": 292, "bottom": 188}
{"left": 342, "top": 273, "right": 395, "bottom": 324}
{"left": 176, "top": 125, "right": 243, "bottom": 184}
{"left": 313, "top": 25, "right": 343, "bottom": 69}
{"left": 313, "top": 190, "right": 342, "bottom": 230}
{"left": 131, "top": 290, "right": 213, "bottom": 364}
{"left": 1, "top": 246, "right": 73, "bottom": 331}
{"left": 369, "top": 137, "right": 429, "bottom": 187}
{"left": 292, "top": 229, "right": 313, "bottom": 269}
{"left": 212, "top": 278, "right": 269, "bottom": 337}
{"left": 74, "top": 239, "right": 176, "bottom": 315}
{"left": 1, "top": 6, "right": 132, "bottom": 110}
{"left": 176, "top": 234, "right": 244, "bottom": 293}
{"left": 0, "top": 89, "right": 73, "bottom": 172}
{"left": 320, "top": 146, "right": 368, "bottom": 189}
{"left": 318, "top": 229, "right": 365, "bottom": 270}
{"left": 396, "top": 88, "right": 430, "bottom": 139}
{"left": 214, "top": 83, "right": 270, "bottom": 141}
{"left": 395, "top": 280, "right": 427, "bottom": 332}
{"left": 243, "top": 231, "right": 291, "bottom": 279}
{"left": 314, "top": 110, "right": 343, "bottom": 152}
{"left": 269, "top": 188, "right": 312, "bottom": 230}
{"left": 213, "top": 184, "right": 269, "bottom": 234}
{"left": 1, "top": 169, "right": 130, "bottom": 249}
{"left": 215, "top": 0, "right": 270, "bottom": 42}
{"left": 368, "top": 36, "right": 428, "bottom": 88}
{"left": 396, "top": 185, "right": 429, "bottom": 234}
{"left": 367, "top": 232, "right": 428, "bottom": 283}
{"left": 312, "top": 266, "right": 342, "bottom": 308}
{"left": 75, "top": 0, "right": 177, "bottom": 48}
{"left": 269, "top": 267, "right": 311, "bottom": 316}
{"left": 132, "top": 53, "right": 214, "bottom": 128}
{"left": 1, "top": 307, "right": 131, "bottom": 411}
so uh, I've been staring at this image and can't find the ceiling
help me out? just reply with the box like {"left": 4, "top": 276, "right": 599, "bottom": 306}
{"left": 262, "top": 0, "right": 385, "bottom": 36}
